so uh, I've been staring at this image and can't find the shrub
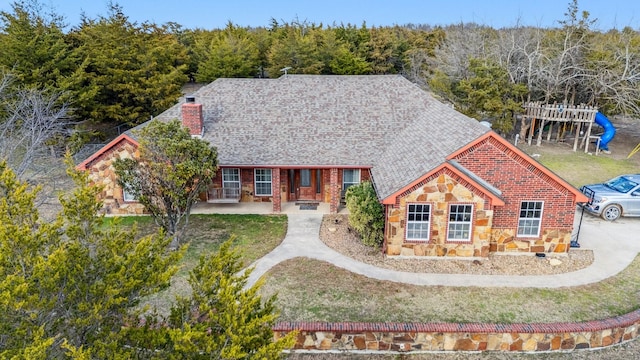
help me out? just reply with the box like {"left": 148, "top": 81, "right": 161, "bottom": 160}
{"left": 345, "top": 181, "right": 384, "bottom": 248}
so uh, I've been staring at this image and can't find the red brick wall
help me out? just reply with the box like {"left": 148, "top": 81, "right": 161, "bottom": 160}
{"left": 361, "top": 169, "right": 371, "bottom": 182}
{"left": 272, "top": 168, "right": 281, "bottom": 212}
{"left": 329, "top": 169, "right": 340, "bottom": 213}
{"left": 452, "top": 138, "right": 576, "bottom": 233}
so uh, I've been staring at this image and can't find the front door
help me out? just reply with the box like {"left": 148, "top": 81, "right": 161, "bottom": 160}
{"left": 289, "top": 169, "right": 318, "bottom": 201}
{"left": 298, "top": 169, "right": 314, "bottom": 200}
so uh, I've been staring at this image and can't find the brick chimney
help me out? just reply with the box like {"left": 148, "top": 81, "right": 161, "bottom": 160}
{"left": 181, "top": 95, "right": 203, "bottom": 137}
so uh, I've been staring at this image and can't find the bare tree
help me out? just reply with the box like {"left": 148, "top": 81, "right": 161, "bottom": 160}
{"left": 430, "top": 23, "right": 499, "bottom": 83}
{"left": 535, "top": 0, "right": 596, "bottom": 104}
{"left": 583, "top": 28, "right": 640, "bottom": 116}
{"left": 494, "top": 24, "right": 548, "bottom": 137}
{"left": 0, "top": 73, "right": 73, "bottom": 213}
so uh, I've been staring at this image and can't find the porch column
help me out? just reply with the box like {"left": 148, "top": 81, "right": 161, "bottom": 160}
{"left": 272, "top": 168, "right": 281, "bottom": 213}
{"left": 329, "top": 168, "right": 339, "bottom": 214}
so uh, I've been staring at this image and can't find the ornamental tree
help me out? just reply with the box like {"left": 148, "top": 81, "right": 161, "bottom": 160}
{"left": 345, "top": 181, "right": 385, "bottom": 248}
{"left": 113, "top": 119, "right": 218, "bottom": 248}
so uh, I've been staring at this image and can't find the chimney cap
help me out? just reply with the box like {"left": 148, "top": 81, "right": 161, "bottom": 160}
{"left": 185, "top": 95, "right": 196, "bottom": 103}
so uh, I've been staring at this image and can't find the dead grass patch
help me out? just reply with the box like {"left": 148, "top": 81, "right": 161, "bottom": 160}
{"left": 260, "top": 254, "right": 640, "bottom": 324}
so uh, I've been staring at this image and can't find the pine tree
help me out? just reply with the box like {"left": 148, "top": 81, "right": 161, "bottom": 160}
{"left": 65, "top": 3, "right": 187, "bottom": 126}
{"left": 123, "top": 239, "right": 296, "bottom": 359}
{"left": 195, "top": 23, "right": 261, "bottom": 81}
{"left": 0, "top": 0, "right": 75, "bottom": 90}
{"left": 0, "top": 158, "right": 182, "bottom": 358}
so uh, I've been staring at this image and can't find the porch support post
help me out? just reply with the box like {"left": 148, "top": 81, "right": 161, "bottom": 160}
{"left": 329, "top": 168, "right": 339, "bottom": 214}
{"left": 272, "top": 168, "right": 281, "bottom": 213}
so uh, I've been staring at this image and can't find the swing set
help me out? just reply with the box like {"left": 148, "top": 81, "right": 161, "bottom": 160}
{"left": 522, "top": 102, "right": 600, "bottom": 153}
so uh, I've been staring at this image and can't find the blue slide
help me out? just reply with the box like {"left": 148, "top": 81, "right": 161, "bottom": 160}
{"left": 594, "top": 112, "right": 616, "bottom": 151}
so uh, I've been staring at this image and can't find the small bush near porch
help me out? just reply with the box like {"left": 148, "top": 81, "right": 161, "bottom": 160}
{"left": 345, "top": 181, "right": 384, "bottom": 248}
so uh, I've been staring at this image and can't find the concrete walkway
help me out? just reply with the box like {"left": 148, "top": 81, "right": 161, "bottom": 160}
{"left": 192, "top": 202, "right": 640, "bottom": 288}
{"left": 246, "top": 212, "right": 640, "bottom": 288}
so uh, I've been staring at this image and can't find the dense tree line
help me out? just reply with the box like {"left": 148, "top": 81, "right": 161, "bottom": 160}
{"left": 1, "top": 0, "right": 640, "bottom": 137}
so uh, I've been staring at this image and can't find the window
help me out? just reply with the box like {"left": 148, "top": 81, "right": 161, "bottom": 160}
{"left": 447, "top": 204, "right": 473, "bottom": 241}
{"left": 222, "top": 168, "right": 240, "bottom": 198}
{"left": 301, "top": 169, "right": 311, "bottom": 187}
{"left": 518, "top": 201, "right": 543, "bottom": 237}
{"left": 316, "top": 169, "right": 321, "bottom": 194}
{"left": 289, "top": 170, "right": 295, "bottom": 193}
{"left": 406, "top": 203, "right": 431, "bottom": 241}
{"left": 122, "top": 185, "right": 137, "bottom": 202}
{"left": 121, "top": 174, "right": 139, "bottom": 202}
{"left": 254, "top": 169, "right": 272, "bottom": 196}
{"left": 343, "top": 169, "right": 360, "bottom": 191}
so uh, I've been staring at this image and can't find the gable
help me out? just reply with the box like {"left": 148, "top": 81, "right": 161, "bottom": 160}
{"left": 447, "top": 132, "right": 588, "bottom": 203}
{"left": 381, "top": 162, "right": 505, "bottom": 207}
{"left": 76, "top": 134, "right": 139, "bottom": 171}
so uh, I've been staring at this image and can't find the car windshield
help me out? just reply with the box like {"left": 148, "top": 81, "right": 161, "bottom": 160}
{"left": 604, "top": 176, "right": 639, "bottom": 193}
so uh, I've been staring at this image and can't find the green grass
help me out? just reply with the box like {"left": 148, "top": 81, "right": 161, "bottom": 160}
{"left": 104, "top": 213, "right": 287, "bottom": 272}
{"left": 180, "top": 214, "right": 287, "bottom": 274}
{"left": 519, "top": 143, "right": 639, "bottom": 187}
{"left": 110, "top": 213, "right": 287, "bottom": 314}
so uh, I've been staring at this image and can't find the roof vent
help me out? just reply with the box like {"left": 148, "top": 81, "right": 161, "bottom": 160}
{"left": 185, "top": 95, "right": 196, "bottom": 103}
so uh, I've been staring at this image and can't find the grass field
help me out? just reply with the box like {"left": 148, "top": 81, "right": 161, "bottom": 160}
{"left": 519, "top": 142, "right": 639, "bottom": 187}
{"left": 110, "top": 214, "right": 287, "bottom": 314}
{"left": 260, "top": 256, "right": 640, "bottom": 323}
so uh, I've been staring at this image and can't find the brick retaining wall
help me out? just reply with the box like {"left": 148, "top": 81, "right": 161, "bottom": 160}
{"left": 273, "top": 309, "right": 640, "bottom": 353}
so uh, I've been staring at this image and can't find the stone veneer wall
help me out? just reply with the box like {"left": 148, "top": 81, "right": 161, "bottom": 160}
{"left": 385, "top": 174, "right": 493, "bottom": 257}
{"left": 491, "top": 228, "right": 573, "bottom": 253}
{"left": 86, "top": 140, "right": 146, "bottom": 215}
{"left": 274, "top": 310, "right": 640, "bottom": 353}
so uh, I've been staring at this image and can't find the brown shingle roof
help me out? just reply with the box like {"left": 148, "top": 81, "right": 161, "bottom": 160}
{"left": 152, "top": 75, "right": 490, "bottom": 199}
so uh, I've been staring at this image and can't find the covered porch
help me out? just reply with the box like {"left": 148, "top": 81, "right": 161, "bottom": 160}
{"left": 192, "top": 200, "right": 349, "bottom": 215}
{"left": 203, "top": 166, "right": 369, "bottom": 214}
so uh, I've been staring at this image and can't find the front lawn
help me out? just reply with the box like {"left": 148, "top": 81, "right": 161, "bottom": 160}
{"left": 105, "top": 213, "right": 287, "bottom": 313}
{"left": 258, "top": 256, "right": 640, "bottom": 323}
{"left": 104, "top": 213, "right": 287, "bottom": 273}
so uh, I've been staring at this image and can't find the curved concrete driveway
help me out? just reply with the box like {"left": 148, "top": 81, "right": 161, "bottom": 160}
{"left": 246, "top": 211, "right": 640, "bottom": 288}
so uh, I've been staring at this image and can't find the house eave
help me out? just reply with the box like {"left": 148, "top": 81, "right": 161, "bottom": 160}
{"left": 446, "top": 131, "right": 588, "bottom": 203}
{"left": 218, "top": 164, "right": 373, "bottom": 169}
{"left": 380, "top": 162, "right": 506, "bottom": 206}
{"left": 76, "top": 134, "right": 139, "bottom": 171}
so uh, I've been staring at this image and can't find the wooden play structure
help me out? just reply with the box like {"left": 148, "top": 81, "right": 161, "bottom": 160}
{"left": 522, "top": 102, "right": 599, "bottom": 153}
